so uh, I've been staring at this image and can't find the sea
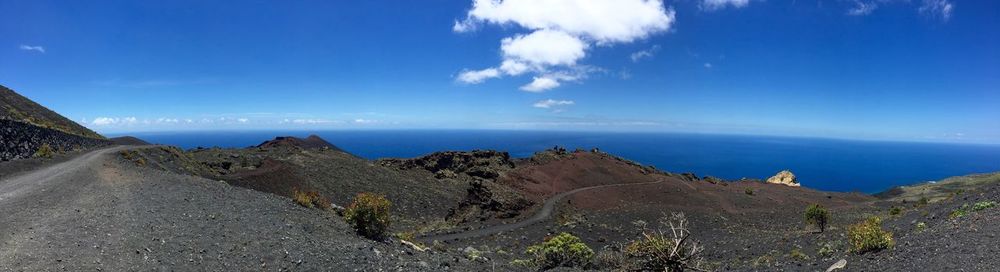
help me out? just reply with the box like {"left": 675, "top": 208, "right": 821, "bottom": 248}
{"left": 110, "top": 130, "right": 1000, "bottom": 194}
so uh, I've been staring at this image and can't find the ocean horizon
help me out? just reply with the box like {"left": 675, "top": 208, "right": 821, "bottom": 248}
{"left": 109, "top": 130, "right": 1000, "bottom": 194}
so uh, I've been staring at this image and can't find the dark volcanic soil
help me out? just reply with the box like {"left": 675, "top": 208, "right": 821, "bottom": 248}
{"left": 0, "top": 146, "right": 485, "bottom": 271}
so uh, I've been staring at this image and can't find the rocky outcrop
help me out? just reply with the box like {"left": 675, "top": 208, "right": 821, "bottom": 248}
{"left": 256, "top": 135, "right": 346, "bottom": 152}
{"left": 767, "top": 170, "right": 801, "bottom": 187}
{"left": 377, "top": 150, "right": 515, "bottom": 180}
{"left": 0, "top": 119, "right": 111, "bottom": 161}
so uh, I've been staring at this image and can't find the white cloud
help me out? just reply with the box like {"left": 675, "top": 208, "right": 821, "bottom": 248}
{"left": 156, "top": 118, "right": 179, "bottom": 124}
{"left": 701, "top": 0, "right": 750, "bottom": 11}
{"left": 919, "top": 0, "right": 953, "bottom": 21}
{"left": 521, "top": 76, "right": 562, "bottom": 92}
{"left": 630, "top": 45, "right": 660, "bottom": 62}
{"left": 454, "top": 0, "right": 675, "bottom": 91}
{"left": 501, "top": 29, "right": 588, "bottom": 67}
{"left": 533, "top": 99, "right": 575, "bottom": 108}
{"left": 286, "top": 118, "right": 340, "bottom": 124}
{"left": 457, "top": 68, "right": 501, "bottom": 84}
{"left": 456, "top": 0, "right": 675, "bottom": 43}
{"left": 704, "top": 63, "right": 713, "bottom": 68}
{"left": 122, "top": 117, "right": 138, "bottom": 125}
{"left": 499, "top": 60, "right": 530, "bottom": 75}
{"left": 18, "top": 45, "right": 45, "bottom": 53}
{"left": 237, "top": 118, "right": 249, "bottom": 123}
{"left": 353, "top": 119, "right": 378, "bottom": 124}
{"left": 91, "top": 117, "right": 117, "bottom": 126}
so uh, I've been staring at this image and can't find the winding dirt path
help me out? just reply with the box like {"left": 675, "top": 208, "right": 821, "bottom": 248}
{"left": 417, "top": 178, "right": 665, "bottom": 243}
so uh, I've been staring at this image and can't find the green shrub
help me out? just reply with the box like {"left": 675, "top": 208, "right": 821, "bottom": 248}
{"left": 950, "top": 205, "right": 969, "bottom": 219}
{"left": 889, "top": 206, "right": 902, "bottom": 216}
{"left": 744, "top": 187, "right": 754, "bottom": 195}
{"left": 847, "top": 216, "right": 894, "bottom": 253}
{"left": 526, "top": 232, "right": 594, "bottom": 269}
{"left": 344, "top": 192, "right": 391, "bottom": 239}
{"left": 972, "top": 200, "right": 997, "bottom": 211}
{"left": 33, "top": 143, "right": 54, "bottom": 159}
{"left": 915, "top": 222, "right": 927, "bottom": 232}
{"left": 804, "top": 204, "right": 829, "bottom": 232}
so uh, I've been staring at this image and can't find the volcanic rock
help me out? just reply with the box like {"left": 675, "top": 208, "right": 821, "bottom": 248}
{"left": 766, "top": 170, "right": 800, "bottom": 187}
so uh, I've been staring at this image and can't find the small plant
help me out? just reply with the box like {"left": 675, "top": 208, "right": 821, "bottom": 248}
{"left": 817, "top": 241, "right": 842, "bottom": 257}
{"left": 33, "top": 143, "right": 54, "bottom": 159}
{"left": 744, "top": 187, "right": 754, "bottom": 195}
{"left": 972, "top": 200, "right": 997, "bottom": 211}
{"left": 292, "top": 189, "right": 332, "bottom": 210}
{"left": 915, "top": 222, "right": 927, "bottom": 232}
{"left": 526, "top": 232, "right": 594, "bottom": 269}
{"left": 804, "top": 204, "right": 830, "bottom": 233}
{"left": 344, "top": 192, "right": 391, "bottom": 239}
{"left": 950, "top": 205, "right": 969, "bottom": 219}
{"left": 889, "top": 206, "right": 903, "bottom": 216}
{"left": 847, "top": 216, "right": 894, "bottom": 254}
{"left": 623, "top": 213, "right": 706, "bottom": 271}
{"left": 788, "top": 248, "right": 809, "bottom": 261}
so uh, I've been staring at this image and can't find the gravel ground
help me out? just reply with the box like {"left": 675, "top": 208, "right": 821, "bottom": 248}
{"left": 0, "top": 146, "right": 490, "bottom": 271}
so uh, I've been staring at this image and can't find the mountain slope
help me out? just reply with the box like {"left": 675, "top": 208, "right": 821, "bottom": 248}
{"left": 0, "top": 85, "right": 103, "bottom": 139}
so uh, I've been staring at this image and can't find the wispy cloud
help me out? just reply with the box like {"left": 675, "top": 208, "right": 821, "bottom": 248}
{"left": 630, "top": 45, "right": 660, "bottom": 62}
{"left": 533, "top": 99, "right": 575, "bottom": 109}
{"left": 846, "top": 0, "right": 879, "bottom": 16}
{"left": 18, "top": 44, "right": 45, "bottom": 53}
{"left": 700, "top": 0, "right": 751, "bottom": 11}
{"left": 919, "top": 0, "right": 953, "bottom": 22}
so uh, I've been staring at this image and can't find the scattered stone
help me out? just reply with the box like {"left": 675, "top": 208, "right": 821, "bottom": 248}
{"left": 826, "top": 259, "right": 847, "bottom": 271}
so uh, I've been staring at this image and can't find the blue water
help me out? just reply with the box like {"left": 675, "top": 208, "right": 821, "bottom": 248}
{"left": 112, "top": 130, "right": 1000, "bottom": 194}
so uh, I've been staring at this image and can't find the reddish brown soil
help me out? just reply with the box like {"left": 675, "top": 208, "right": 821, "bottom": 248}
{"left": 500, "top": 152, "right": 661, "bottom": 202}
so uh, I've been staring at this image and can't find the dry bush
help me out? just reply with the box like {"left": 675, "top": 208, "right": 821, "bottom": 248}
{"left": 623, "top": 213, "right": 707, "bottom": 272}
{"left": 344, "top": 192, "right": 391, "bottom": 239}
{"left": 292, "top": 189, "right": 332, "bottom": 210}
{"left": 33, "top": 143, "right": 54, "bottom": 158}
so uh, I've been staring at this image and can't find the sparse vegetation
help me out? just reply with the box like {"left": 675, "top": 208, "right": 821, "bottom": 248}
{"left": 744, "top": 187, "right": 754, "bottom": 195}
{"left": 292, "top": 189, "right": 332, "bottom": 210}
{"left": 817, "top": 240, "right": 843, "bottom": 257}
{"left": 33, "top": 143, "right": 54, "bottom": 159}
{"left": 889, "top": 206, "right": 903, "bottom": 216}
{"left": 622, "top": 213, "right": 706, "bottom": 271}
{"left": 804, "top": 204, "right": 829, "bottom": 233}
{"left": 847, "top": 216, "right": 894, "bottom": 254}
{"left": 526, "top": 232, "right": 594, "bottom": 269}
{"left": 950, "top": 200, "right": 997, "bottom": 219}
{"left": 972, "top": 200, "right": 997, "bottom": 211}
{"left": 788, "top": 248, "right": 809, "bottom": 261}
{"left": 344, "top": 192, "right": 391, "bottom": 239}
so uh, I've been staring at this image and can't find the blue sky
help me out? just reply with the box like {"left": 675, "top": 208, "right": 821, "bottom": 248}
{"left": 1, "top": 0, "right": 997, "bottom": 144}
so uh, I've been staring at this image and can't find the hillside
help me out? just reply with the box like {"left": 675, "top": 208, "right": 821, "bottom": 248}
{"left": 0, "top": 85, "right": 103, "bottom": 139}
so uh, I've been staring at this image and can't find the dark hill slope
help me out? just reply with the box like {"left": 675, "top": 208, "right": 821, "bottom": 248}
{"left": 256, "top": 135, "right": 346, "bottom": 152}
{"left": 131, "top": 137, "right": 467, "bottom": 231}
{"left": 0, "top": 85, "right": 103, "bottom": 139}
{"left": 110, "top": 136, "right": 151, "bottom": 146}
